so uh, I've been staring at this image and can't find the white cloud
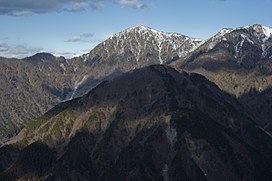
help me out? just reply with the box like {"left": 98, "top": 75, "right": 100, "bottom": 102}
{"left": 10, "top": 45, "right": 43, "bottom": 56}
{"left": 0, "top": 41, "right": 43, "bottom": 58}
{"left": 0, "top": 0, "right": 149, "bottom": 16}
{"left": 50, "top": 51, "right": 80, "bottom": 58}
{"left": 89, "top": 1, "right": 104, "bottom": 11}
{"left": 0, "top": 40, "right": 94, "bottom": 59}
{"left": 0, "top": 42, "right": 9, "bottom": 52}
{"left": 8, "top": 10, "right": 32, "bottom": 16}
{"left": 71, "top": 2, "right": 88, "bottom": 12}
{"left": 117, "top": 0, "right": 148, "bottom": 9}
{"left": 64, "top": 33, "right": 99, "bottom": 43}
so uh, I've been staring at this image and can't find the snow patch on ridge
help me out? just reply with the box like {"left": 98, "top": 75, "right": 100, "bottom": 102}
{"left": 234, "top": 34, "right": 255, "bottom": 58}
{"left": 241, "top": 34, "right": 254, "bottom": 44}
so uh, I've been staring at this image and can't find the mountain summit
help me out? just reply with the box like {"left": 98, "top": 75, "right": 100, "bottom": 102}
{"left": 183, "top": 24, "right": 272, "bottom": 69}
{"left": 80, "top": 25, "right": 203, "bottom": 65}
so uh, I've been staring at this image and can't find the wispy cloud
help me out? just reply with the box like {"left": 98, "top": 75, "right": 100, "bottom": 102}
{"left": 10, "top": 45, "right": 43, "bottom": 56}
{"left": 0, "top": 38, "right": 96, "bottom": 58}
{"left": 117, "top": 0, "right": 148, "bottom": 9}
{"left": 0, "top": 0, "right": 149, "bottom": 16}
{"left": 50, "top": 51, "right": 80, "bottom": 58}
{"left": 71, "top": 2, "right": 88, "bottom": 12}
{"left": 0, "top": 42, "right": 9, "bottom": 52}
{"left": 89, "top": 1, "right": 104, "bottom": 11}
{"left": 0, "top": 41, "right": 43, "bottom": 58}
{"left": 64, "top": 33, "right": 100, "bottom": 43}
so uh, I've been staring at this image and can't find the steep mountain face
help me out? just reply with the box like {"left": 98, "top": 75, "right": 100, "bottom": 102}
{"left": 0, "top": 27, "right": 202, "bottom": 143}
{"left": 69, "top": 25, "right": 203, "bottom": 97}
{"left": 1, "top": 65, "right": 272, "bottom": 181}
{"left": 176, "top": 24, "right": 272, "bottom": 134}
{"left": 84, "top": 26, "right": 202, "bottom": 65}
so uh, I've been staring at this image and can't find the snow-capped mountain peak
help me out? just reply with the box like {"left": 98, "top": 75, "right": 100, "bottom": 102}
{"left": 126, "top": 25, "right": 156, "bottom": 33}
{"left": 209, "top": 24, "right": 272, "bottom": 42}
{"left": 116, "top": 25, "right": 199, "bottom": 40}
{"left": 238, "top": 24, "right": 272, "bottom": 40}
{"left": 186, "top": 24, "right": 272, "bottom": 71}
{"left": 82, "top": 25, "right": 204, "bottom": 66}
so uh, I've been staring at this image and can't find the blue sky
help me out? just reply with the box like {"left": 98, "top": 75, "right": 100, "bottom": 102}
{"left": 0, "top": 0, "right": 272, "bottom": 58}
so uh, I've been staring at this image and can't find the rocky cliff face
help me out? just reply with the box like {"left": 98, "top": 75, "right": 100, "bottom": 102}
{"left": 1, "top": 65, "right": 271, "bottom": 181}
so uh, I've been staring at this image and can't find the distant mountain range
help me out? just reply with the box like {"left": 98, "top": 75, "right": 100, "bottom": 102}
{"left": 0, "top": 24, "right": 272, "bottom": 180}
{"left": 1, "top": 24, "right": 271, "bottom": 142}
